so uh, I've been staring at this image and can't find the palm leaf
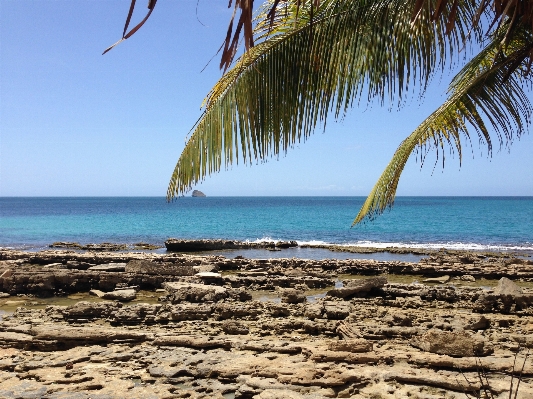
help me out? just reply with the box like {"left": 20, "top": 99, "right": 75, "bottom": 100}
{"left": 167, "top": 0, "right": 479, "bottom": 200}
{"left": 353, "top": 26, "right": 532, "bottom": 225}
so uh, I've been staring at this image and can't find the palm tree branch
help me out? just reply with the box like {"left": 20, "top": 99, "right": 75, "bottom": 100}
{"left": 167, "top": 0, "right": 479, "bottom": 199}
{"left": 352, "top": 28, "right": 532, "bottom": 225}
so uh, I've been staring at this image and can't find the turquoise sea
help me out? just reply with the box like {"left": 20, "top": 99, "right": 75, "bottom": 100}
{"left": 1, "top": 197, "right": 532, "bottom": 257}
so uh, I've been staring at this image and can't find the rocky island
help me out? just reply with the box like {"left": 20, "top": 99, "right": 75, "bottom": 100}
{"left": 0, "top": 247, "right": 532, "bottom": 398}
{"left": 192, "top": 190, "right": 206, "bottom": 197}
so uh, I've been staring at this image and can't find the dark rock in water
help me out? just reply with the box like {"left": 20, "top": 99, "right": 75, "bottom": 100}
{"left": 83, "top": 243, "right": 128, "bottom": 251}
{"left": 274, "top": 241, "right": 298, "bottom": 249}
{"left": 192, "top": 190, "right": 206, "bottom": 197}
{"left": 165, "top": 239, "right": 244, "bottom": 252}
{"left": 49, "top": 242, "right": 83, "bottom": 249}
{"left": 133, "top": 242, "right": 163, "bottom": 250}
{"left": 164, "top": 238, "right": 298, "bottom": 252}
{"left": 49, "top": 242, "right": 128, "bottom": 251}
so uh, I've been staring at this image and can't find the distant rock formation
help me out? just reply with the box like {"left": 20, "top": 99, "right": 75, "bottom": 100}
{"left": 192, "top": 190, "right": 206, "bottom": 197}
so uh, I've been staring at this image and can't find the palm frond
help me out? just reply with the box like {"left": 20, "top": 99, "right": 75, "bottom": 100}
{"left": 167, "top": 0, "right": 479, "bottom": 200}
{"left": 353, "top": 26, "right": 532, "bottom": 225}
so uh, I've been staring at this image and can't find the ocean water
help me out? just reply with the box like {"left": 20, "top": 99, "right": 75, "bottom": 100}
{"left": 0, "top": 197, "right": 532, "bottom": 256}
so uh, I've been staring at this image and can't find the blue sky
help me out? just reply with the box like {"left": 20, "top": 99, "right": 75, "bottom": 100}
{"left": 1, "top": 0, "right": 532, "bottom": 197}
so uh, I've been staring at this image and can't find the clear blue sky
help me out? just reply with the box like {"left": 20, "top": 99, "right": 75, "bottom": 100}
{"left": 1, "top": 0, "right": 532, "bottom": 197}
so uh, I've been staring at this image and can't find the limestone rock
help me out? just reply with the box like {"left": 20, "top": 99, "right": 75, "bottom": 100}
{"left": 494, "top": 277, "right": 523, "bottom": 296}
{"left": 328, "top": 338, "right": 373, "bottom": 353}
{"left": 326, "top": 276, "right": 387, "bottom": 299}
{"left": 323, "top": 301, "right": 351, "bottom": 319}
{"left": 464, "top": 316, "right": 491, "bottom": 330}
{"left": 87, "top": 263, "right": 126, "bottom": 272}
{"left": 62, "top": 301, "right": 120, "bottom": 321}
{"left": 222, "top": 320, "right": 249, "bottom": 335}
{"left": 153, "top": 335, "right": 231, "bottom": 349}
{"left": 0, "top": 269, "right": 13, "bottom": 278}
{"left": 162, "top": 282, "right": 227, "bottom": 303}
{"left": 254, "top": 389, "right": 307, "bottom": 399}
{"left": 423, "top": 275, "right": 451, "bottom": 284}
{"left": 30, "top": 325, "right": 149, "bottom": 349}
{"left": 280, "top": 288, "right": 306, "bottom": 304}
{"left": 109, "top": 303, "right": 162, "bottom": 325}
{"left": 195, "top": 271, "right": 223, "bottom": 279}
{"left": 89, "top": 289, "right": 105, "bottom": 297}
{"left": 125, "top": 259, "right": 194, "bottom": 276}
{"left": 411, "top": 330, "right": 493, "bottom": 357}
{"left": 102, "top": 289, "right": 137, "bottom": 302}
{"left": 168, "top": 303, "right": 213, "bottom": 321}
{"left": 304, "top": 303, "right": 323, "bottom": 320}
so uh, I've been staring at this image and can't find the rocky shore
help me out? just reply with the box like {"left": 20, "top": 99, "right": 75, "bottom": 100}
{"left": 0, "top": 248, "right": 532, "bottom": 398}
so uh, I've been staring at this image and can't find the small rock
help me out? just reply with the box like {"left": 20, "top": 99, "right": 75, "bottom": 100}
{"left": 328, "top": 339, "right": 373, "bottom": 353}
{"left": 102, "top": 289, "right": 137, "bottom": 302}
{"left": 89, "top": 289, "right": 105, "bottom": 298}
{"left": 162, "top": 282, "right": 227, "bottom": 303}
{"left": 42, "top": 263, "right": 67, "bottom": 269}
{"left": 195, "top": 271, "right": 222, "bottom": 278}
{"left": 411, "top": 330, "right": 493, "bottom": 357}
{"left": 280, "top": 288, "right": 306, "bottom": 304}
{"left": 493, "top": 277, "right": 523, "bottom": 296}
{"left": 87, "top": 263, "right": 126, "bottom": 272}
{"left": 465, "top": 316, "right": 491, "bottom": 330}
{"left": 0, "top": 269, "right": 13, "bottom": 278}
{"left": 222, "top": 320, "right": 249, "bottom": 335}
{"left": 326, "top": 276, "right": 387, "bottom": 299}
{"left": 423, "top": 275, "right": 451, "bottom": 284}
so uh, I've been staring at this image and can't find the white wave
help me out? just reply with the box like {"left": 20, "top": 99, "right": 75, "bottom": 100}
{"left": 295, "top": 240, "right": 330, "bottom": 246}
{"left": 303, "top": 240, "right": 533, "bottom": 252}
{"left": 246, "top": 237, "right": 280, "bottom": 244}
{"left": 239, "top": 236, "right": 533, "bottom": 252}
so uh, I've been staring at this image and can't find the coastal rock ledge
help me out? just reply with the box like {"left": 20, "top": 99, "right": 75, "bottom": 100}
{"left": 165, "top": 238, "right": 298, "bottom": 252}
{"left": 0, "top": 249, "right": 533, "bottom": 398}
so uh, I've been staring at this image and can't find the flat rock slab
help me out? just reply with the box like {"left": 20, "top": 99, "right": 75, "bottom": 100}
{"left": 31, "top": 325, "right": 149, "bottom": 345}
{"left": 125, "top": 259, "right": 195, "bottom": 276}
{"left": 153, "top": 335, "right": 231, "bottom": 349}
{"left": 494, "top": 277, "right": 523, "bottom": 296}
{"left": 101, "top": 289, "right": 137, "bottom": 302}
{"left": 87, "top": 263, "right": 126, "bottom": 272}
{"left": 162, "top": 281, "right": 227, "bottom": 303}
{"left": 328, "top": 339, "right": 373, "bottom": 353}
{"left": 195, "top": 272, "right": 222, "bottom": 278}
{"left": 423, "top": 275, "right": 451, "bottom": 283}
{"left": 326, "top": 276, "right": 387, "bottom": 299}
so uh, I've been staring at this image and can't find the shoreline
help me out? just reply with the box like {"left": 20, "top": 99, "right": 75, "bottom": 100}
{"left": 1, "top": 248, "right": 532, "bottom": 398}
{"left": 3, "top": 238, "right": 532, "bottom": 258}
